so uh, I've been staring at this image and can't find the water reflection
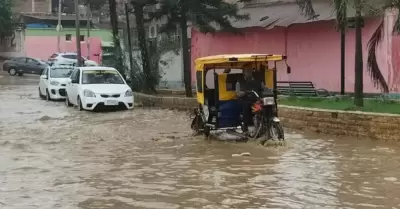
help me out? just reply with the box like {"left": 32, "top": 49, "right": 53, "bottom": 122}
{"left": 2, "top": 75, "right": 400, "bottom": 209}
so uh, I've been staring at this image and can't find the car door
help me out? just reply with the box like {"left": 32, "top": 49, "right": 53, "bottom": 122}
{"left": 66, "top": 69, "right": 77, "bottom": 104}
{"left": 39, "top": 67, "right": 49, "bottom": 95}
{"left": 69, "top": 69, "right": 81, "bottom": 104}
{"left": 26, "top": 58, "right": 41, "bottom": 74}
{"left": 15, "top": 57, "right": 28, "bottom": 72}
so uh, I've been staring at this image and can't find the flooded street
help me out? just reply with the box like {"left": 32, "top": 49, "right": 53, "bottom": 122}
{"left": 2, "top": 73, "right": 400, "bottom": 209}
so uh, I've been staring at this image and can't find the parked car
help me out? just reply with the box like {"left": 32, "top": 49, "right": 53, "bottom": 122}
{"left": 3, "top": 57, "right": 48, "bottom": 76}
{"left": 38, "top": 64, "right": 75, "bottom": 100}
{"left": 48, "top": 52, "right": 98, "bottom": 66}
{"left": 65, "top": 66, "right": 134, "bottom": 111}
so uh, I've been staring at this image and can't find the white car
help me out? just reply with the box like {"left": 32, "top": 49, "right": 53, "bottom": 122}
{"left": 48, "top": 52, "right": 98, "bottom": 66}
{"left": 38, "top": 65, "right": 75, "bottom": 100}
{"left": 65, "top": 66, "right": 134, "bottom": 111}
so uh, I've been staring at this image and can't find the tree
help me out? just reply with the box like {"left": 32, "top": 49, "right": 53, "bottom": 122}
{"left": 82, "top": 0, "right": 107, "bottom": 10}
{"left": 297, "top": 0, "right": 397, "bottom": 107}
{"left": 154, "top": 0, "right": 249, "bottom": 97}
{"left": 353, "top": 0, "right": 363, "bottom": 106}
{"left": 0, "top": 0, "right": 13, "bottom": 44}
{"left": 131, "top": 0, "right": 157, "bottom": 93}
{"left": 366, "top": 0, "right": 400, "bottom": 94}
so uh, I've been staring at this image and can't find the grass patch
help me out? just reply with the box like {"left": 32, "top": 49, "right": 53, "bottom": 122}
{"left": 279, "top": 97, "right": 400, "bottom": 114}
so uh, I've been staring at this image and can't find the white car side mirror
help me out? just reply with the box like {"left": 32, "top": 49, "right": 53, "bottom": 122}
{"left": 41, "top": 75, "right": 48, "bottom": 79}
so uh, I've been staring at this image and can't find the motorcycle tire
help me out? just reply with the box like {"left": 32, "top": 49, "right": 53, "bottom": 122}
{"left": 259, "top": 120, "right": 284, "bottom": 145}
{"left": 268, "top": 121, "right": 285, "bottom": 141}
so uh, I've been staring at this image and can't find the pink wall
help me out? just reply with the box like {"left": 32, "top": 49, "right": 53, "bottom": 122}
{"left": 191, "top": 18, "right": 393, "bottom": 93}
{"left": 25, "top": 36, "right": 103, "bottom": 63}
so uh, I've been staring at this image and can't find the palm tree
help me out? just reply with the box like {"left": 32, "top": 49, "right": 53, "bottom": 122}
{"left": 153, "top": 0, "right": 249, "bottom": 97}
{"left": 353, "top": 0, "right": 364, "bottom": 106}
{"left": 297, "top": 0, "right": 394, "bottom": 107}
{"left": 366, "top": 0, "right": 400, "bottom": 94}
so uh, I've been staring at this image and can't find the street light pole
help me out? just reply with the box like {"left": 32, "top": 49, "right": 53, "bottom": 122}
{"left": 75, "top": 0, "right": 82, "bottom": 66}
{"left": 56, "top": 0, "right": 63, "bottom": 52}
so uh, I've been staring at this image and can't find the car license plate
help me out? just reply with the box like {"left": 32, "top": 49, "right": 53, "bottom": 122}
{"left": 105, "top": 100, "right": 118, "bottom": 106}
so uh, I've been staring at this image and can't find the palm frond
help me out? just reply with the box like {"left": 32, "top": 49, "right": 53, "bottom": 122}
{"left": 389, "top": 0, "right": 400, "bottom": 34}
{"left": 295, "top": 0, "right": 318, "bottom": 20}
{"left": 366, "top": 20, "right": 390, "bottom": 93}
{"left": 333, "top": 0, "right": 348, "bottom": 30}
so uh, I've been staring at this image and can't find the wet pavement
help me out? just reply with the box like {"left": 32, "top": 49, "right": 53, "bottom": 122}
{"left": 1, "top": 73, "right": 400, "bottom": 209}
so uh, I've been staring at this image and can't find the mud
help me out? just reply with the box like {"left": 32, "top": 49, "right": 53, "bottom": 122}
{"left": 1, "top": 73, "right": 400, "bottom": 209}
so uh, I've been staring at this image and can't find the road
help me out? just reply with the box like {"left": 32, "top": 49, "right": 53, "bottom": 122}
{"left": 1, "top": 73, "right": 400, "bottom": 209}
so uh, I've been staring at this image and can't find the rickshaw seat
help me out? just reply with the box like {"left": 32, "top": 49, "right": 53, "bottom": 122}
{"left": 218, "top": 100, "right": 242, "bottom": 128}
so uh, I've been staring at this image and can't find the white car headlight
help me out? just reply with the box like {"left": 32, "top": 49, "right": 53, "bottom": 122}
{"left": 83, "top": 89, "right": 96, "bottom": 97}
{"left": 262, "top": 97, "right": 275, "bottom": 105}
{"left": 124, "top": 90, "right": 133, "bottom": 97}
{"left": 50, "top": 81, "right": 59, "bottom": 86}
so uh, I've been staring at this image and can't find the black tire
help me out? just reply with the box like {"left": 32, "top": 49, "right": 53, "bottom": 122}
{"left": 203, "top": 126, "right": 210, "bottom": 139}
{"left": 45, "top": 89, "right": 51, "bottom": 101}
{"left": 65, "top": 93, "right": 72, "bottom": 107}
{"left": 38, "top": 87, "right": 44, "bottom": 99}
{"left": 77, "top": 96, "right": 83, "bottom": 111}
{"left": 8, "top": 68, "right": 17, "bottom": 76}
{"left": 17, "top": 72, "right": 23, "bottom": 76}
{"left": 268, "top": 121, "right": 284, "bottom": 141}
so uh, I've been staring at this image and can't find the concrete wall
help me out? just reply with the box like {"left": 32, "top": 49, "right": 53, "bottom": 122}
{"left": 13, "top": 0, "right": 52, "bottom": 13}
{"left": 0, "top": 29, "right": 26, "bottom": 58}
{"left": 24, "top": 36, "right": 103, "bottom": 62}
{"left": 191, "top": 17, "right": 395, "bottom": 93}
{"left": 159, "top": 49, "right": 184, "bottom": 89}
{"left": 134, "top": 93, "right": 400, "bottom": 141}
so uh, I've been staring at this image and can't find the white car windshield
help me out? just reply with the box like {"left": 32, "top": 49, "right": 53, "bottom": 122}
{"left": 82, "top": 70, "right": 125, "bottom": 84}
{"left": 50, "top": 67, "right": 74, "bottom": 78}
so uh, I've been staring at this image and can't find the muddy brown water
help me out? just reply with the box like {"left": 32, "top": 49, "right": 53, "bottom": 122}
{"left": 1, "top": 74, "right": 400, "bottom": 209}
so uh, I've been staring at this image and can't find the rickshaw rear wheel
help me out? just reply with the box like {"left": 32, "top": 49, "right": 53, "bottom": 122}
{"left": 203, "top": 126, "right": 211, "bottom": 139}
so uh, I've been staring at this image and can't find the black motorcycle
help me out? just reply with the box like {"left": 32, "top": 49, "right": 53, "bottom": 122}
{"left": 238, "top": 90, "right": 284, "bottom": 144}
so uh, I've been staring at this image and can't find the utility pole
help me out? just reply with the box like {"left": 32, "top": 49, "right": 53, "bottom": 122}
{"left": 124, "top": 2, "right": 134, "bottom": 78}
{"left": 75, "top": 0, "right": 82, "bottom": 66}
{"left": 56, "top": 0, "right": 63, "bottom": 52}
{"left": 86, "top": 3, "right": 91, "bottom": 60}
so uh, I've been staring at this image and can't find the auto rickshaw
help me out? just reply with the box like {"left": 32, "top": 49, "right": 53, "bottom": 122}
{"left": 190, "top": 54, "right": 291, "bottom": 144}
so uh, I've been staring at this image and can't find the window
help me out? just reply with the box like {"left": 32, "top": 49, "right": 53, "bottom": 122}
{"left": 75, "top": 70, "right": 81, "bottom": 83}
{"left": 62, "top": 55, "right": 78, "bottom": 59}
{"left": 66, "top": 34, "right": 72, "bottom": 41}
{"left": 42, "top": 67, "right": 49, "bottom": 76}
{"left": 82, "top": 70, "right": 124, "bottom": 84}
{"left": 71, "top": 69, "right": 80, "bottom": 83}
{"left": 196, "top": 71, "right": 203, "bottom": 93}
{"left": 27, "top": 58, "right": 38, "bottom": 65}
{"left": 80, "top": 35, "right": 85, "bottom": 42}
{"left": 12, "top": 57, "right": 26, "bottom": 62}
{"left": 50, "top": 67, "right": 74, "bottom": 78}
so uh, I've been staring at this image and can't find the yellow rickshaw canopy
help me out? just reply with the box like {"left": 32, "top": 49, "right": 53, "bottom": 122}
{"left": 195, "top": 54, "right": 286, "bottom": 71}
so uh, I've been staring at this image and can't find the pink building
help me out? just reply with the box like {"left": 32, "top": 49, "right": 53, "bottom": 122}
{"left": 191, "top": 1, "right": 400, "bottom": 93}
